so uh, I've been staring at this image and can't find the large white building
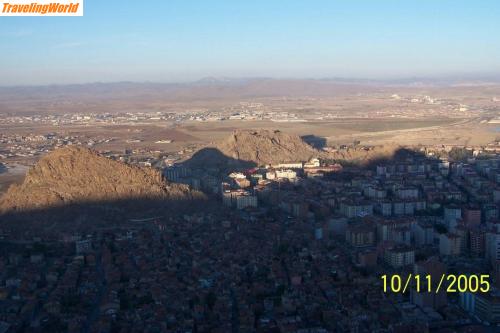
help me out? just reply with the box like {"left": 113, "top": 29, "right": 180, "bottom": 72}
{"left": 275, "top": 169, "right": 297, "bottom": 180}
{"left": 273, "top": 162, "right": 304, "bottom": 169}
{"left": 304, "top": 158, "right": 320, "bottom": 168}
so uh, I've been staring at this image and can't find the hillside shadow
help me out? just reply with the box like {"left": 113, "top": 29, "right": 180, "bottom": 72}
{"left": 182, "top": 147, "right": 257, "bottom": 171}
{"left": 0, "top": 147, "right": 256, "bottom": 233}
{"left": 323, "top": 147, "right": 443, "bottom": 188}
{"left": 301, "top": 134, "right": 327, "bottom": 149}
{"left": 363, "top": 147, "right": 427, "bottom": 169}
{"left": 0, "top": 195, "right": 215, "bottom": 234}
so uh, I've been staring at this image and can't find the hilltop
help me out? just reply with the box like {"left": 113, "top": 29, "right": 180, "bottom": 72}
{"left": 186, "top": 129, "right": 321, "bottom": 169}
{"left": 218, "top": 130, "right": 320, "bottom": 165}
{"left": 0, "top": 146, "right": 204, "bottom": 214}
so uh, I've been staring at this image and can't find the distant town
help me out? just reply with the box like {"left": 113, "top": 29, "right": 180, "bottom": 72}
{"left": 0, "top": 94, "right": 489, "bottom": 128}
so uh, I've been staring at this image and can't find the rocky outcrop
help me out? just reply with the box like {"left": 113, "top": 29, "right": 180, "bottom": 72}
{"left": 0, "top": 146, "right": 204, "bottom": 213}
{"left": 186, "top": 130, "right": 321, "bottom": 169}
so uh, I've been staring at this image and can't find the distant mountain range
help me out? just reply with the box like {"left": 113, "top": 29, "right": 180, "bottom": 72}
{"left": 0, "top": 78, "right": 380, "bottom": 100}
{"left": 3, "top": 75, "right": 500, "bottom": 91}
{"left": 2, "top": 76, "right": 500, "bottom": 99}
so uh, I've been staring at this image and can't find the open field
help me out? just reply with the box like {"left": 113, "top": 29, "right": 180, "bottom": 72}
{"left": 0, "top": 117, "right": 467, "bottom": 152}
{"left": 177, "top": 118, "right": 463, "bottom": 144}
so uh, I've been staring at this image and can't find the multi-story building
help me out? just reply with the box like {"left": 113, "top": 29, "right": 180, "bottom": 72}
{"left": 384, "top": 245, "right": 415, "bottom": 268}
{"left": 470, "top": 227, "right": 486, "bottom": 256}
{"left": 275, "top": 169, "right": 297, "bottom": 180}
{"left": 473, "top": 290, "right": 500, "bottom": 324}
{"left": 444, "top": 205, "right": 462, "bottom": 230}
{"left": 76, "top": 239, "right": 92, "bottom": 255}
{"left": 346, "top": 223, "right": 375, "bottom": 247}
{"left": 395, "top": 187, "right": 419, "bottom": 200}
{"left": 463, "top": 206, "right": 481, "bottom": 226}
{"left": 486, "top": 232, "right": 500, "bottom": 264}
{"left": 340, "top": 201, "right": 373, "bottom": 218}
{"left": 377, "top": 218, "right": 414, "bottom": 244}
{"left": 236, "top": 193, "right": 258, "bottom": 209}
{"left": 439, "top": 233, "right": 462, "bottom": 256}
{"left": 273, "top": 162, "right": 303, "bottom": 169}
{"left": 414, "top": 221, "right": 434, "bottom": 246}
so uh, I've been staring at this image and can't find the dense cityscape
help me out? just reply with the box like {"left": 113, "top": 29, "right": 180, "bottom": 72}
{"left": 2, "top": 143, "right": 500, "bottom": 332}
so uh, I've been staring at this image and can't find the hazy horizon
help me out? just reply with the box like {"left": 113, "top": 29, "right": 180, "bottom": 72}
{"left": 1, "top": 73, "right": 500, "bottom": 89}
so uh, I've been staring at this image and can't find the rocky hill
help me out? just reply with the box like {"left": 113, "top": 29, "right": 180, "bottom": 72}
{"left": 186, "top": 130, "right": 321, "bottom": 169}
{"left": 218, "top": 130, "right": 320, "bottom": 165}
{"left": 0, "top": 146, "right": 204, "bottom": 214}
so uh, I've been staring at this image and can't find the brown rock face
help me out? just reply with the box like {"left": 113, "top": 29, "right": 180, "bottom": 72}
{"left": 0, "top": 146, "right": 203, "bottom": 213}
{"left": 199, "top": 129, "right": 320, "bottom": 167}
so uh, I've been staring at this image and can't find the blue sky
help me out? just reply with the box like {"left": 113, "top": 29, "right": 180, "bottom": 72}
{"left": 1, "top": 0, "right": 499, "bottom": 85}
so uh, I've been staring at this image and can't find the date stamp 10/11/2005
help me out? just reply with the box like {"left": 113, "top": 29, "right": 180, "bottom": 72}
{"left": 381, "top": 274, "right": 490, "bottom": 294}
